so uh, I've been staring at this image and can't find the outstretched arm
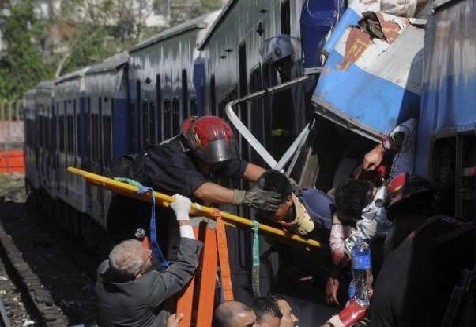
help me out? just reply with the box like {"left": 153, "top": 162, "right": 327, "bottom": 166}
{"left": 243, "top": 163, "right": 266, "bottom": 181}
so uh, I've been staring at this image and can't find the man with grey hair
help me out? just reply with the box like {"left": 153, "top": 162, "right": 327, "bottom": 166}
{"left": 96, "top": 194, "right": 202, "bottom": 327}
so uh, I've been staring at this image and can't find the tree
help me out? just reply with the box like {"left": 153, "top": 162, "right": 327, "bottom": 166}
{"left": 0, "top": 0, "right": 54, "bottom": 99}
{"left": 52, "top": 0, "right": 160, "bottom": 76}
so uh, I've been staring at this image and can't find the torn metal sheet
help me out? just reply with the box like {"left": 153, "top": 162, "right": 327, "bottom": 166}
{"left": 312, "top": 7, "right": 424, "bottom": 140}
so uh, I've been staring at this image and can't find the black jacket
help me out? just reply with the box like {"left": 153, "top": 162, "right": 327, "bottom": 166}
{"left": 96, "top": 237, "right": 203, "bottom": 327}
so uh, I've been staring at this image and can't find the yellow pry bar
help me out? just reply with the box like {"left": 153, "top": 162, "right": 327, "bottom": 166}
{"left": 67, "top": 166, "right": 321, "bottom": 248}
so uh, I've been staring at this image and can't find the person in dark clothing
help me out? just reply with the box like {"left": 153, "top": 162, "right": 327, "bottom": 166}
{"left": 108, "top": 115, "right": 281, "bottom": 245}
{"left": 96, "top": 194, "right": 202, "bottom": 327}
{"left": 256, "top": 170, "right": 342, "bottom": 324}
{"left": 370, "top": 173, "right": 474, "bottom": 327}
{"left": 251, "top": 297, "right": 282, "bottom": 327}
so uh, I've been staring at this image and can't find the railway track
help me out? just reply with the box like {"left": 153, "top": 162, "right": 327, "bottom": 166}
{"left": 0, "top": 200, "right": 97, "bottom": 326}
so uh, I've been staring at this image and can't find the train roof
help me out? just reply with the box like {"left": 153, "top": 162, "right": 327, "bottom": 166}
{"left": 36, "top": 80, "right": 54, "bottom": 90}
{"left": 85, "top": 52, "right": 129, "bottom": 75}
{"left": 55, "top": 66, "right": 90, "bottom": 85}
{"left": 433, "top": 0, "right": 458, "bottom": 10}
{"left": 130, "top": 11, "right": 218, "bottom": 53}
{"left": 23, "top": 87, "right": 37, "bottom": 97}
{"left": 198, "top": 0, "right": 238, "bottom": 50}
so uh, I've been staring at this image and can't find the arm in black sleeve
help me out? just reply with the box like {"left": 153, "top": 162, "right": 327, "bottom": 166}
{"left": 142, "top": 145, "right": 209, "bottom": 197}
{"left": 148, "top": 238, "right": 203, "bottom": 307}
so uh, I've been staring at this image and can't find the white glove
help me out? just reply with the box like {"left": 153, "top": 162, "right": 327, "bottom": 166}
{"left": 170, "top": 194, "right": 191, "bottom": 221}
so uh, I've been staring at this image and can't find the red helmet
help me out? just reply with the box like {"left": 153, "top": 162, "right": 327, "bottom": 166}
{"left": 182, "top": 115, "right": 239, "bottom": 165}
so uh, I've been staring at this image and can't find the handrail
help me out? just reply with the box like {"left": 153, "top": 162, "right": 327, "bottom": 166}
{"left": 67, "top": 166, "right": 321, "bottom": 248}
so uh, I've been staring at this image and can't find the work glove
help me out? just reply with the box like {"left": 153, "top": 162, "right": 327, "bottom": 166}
{"left": 232, "top": 189, "right": 282, "bottom": 211}
{"left": 170, "top": 194, "right": 191, "bottom": 221}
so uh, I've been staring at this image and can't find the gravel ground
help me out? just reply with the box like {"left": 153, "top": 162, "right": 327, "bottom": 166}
{"left": 0, "top": 201, "right": 98, "bottom": 326}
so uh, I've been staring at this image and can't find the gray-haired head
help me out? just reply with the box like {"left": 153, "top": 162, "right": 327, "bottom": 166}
{"left": 109, "top": 239, "right": 148, "bottom": 278}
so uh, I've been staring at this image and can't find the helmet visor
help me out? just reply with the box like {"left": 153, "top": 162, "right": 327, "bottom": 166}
{"left": 197, "top": 138, "right": 239, "bottom": 164}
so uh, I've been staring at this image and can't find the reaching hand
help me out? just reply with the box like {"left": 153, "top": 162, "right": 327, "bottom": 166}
{"left": 363, "top": 145, "right": 385, "bottom": 171}
{"left": 170, "top": 194, "right": 191, "bottom": 221}
{"left": 166, "top": 313, "right": 184, "bottom": 327}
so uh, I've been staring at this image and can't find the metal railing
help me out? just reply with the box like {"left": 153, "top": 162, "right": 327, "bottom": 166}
{"left": 0, "top": 100, "right": 23, "bottom": 122}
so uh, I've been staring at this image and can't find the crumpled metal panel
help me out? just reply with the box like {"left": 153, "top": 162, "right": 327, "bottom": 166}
{"left": 312, "top": 7, "right": 424, "bottom": 140}
{"left": 416, "top": 0, "right": 476, "bottom": 176}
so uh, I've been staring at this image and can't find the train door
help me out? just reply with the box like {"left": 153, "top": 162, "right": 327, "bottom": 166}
{"left": 90, "top": 96, "right": 103, "bottom": 222}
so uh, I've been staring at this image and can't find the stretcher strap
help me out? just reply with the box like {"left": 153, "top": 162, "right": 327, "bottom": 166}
{"left": 214, "top": 209, "right": 234, "bottom": 301}
{"left": 136, "top": 185, "right": 170, "bottom": 269}
{"left": 252, "top": 220, "right": 260, "bottom": 297}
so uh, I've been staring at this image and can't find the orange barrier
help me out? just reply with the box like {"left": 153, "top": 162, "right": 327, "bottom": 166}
{"left": 0, "top": 149, "right": 24, "bottom": 173}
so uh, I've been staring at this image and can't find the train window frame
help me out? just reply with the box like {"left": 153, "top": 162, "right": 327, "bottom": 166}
{"left": 281, "top": 0, "right": 291, "bottom": 35}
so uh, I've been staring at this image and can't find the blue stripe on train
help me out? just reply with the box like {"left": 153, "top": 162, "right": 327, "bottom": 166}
{"left": 313, "top": 51, "right": 419, "bottom": 136}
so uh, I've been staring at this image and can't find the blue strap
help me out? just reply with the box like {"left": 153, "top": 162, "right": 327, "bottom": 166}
{"left": 114, "top": 177, "right": 170, "bottom": 269}
{"left": 252, "top": 220, "right": 260, "bottom": 297}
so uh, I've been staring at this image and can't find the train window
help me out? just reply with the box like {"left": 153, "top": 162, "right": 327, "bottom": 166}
{"left": 59, "top": 116, "right": 65, "bottom": 153}
{"left": 190, "top": 98, "right": 197, "bottom": 116}
{"left": 73, "top": 99, "right": 77, "bottom": 159}
{"left": 149, "top": 101, "right": 157, "bottom": 145}
{"left": 210, "top": 74, "right": 217, "bottom": 116}
{"left": 156, "top": 74, "right": 162, "bottom": 142}
{"left": 140, "top": 100, "right": 151, "bottom": 148}
{"left": 433, "top": 133, "right": 475, "bottom": 221}
{"left": 163, "top": 99, "right": 172, "bottom": 139}
{"left": 86, "top": 98, "right": 91, "bottom": 167}
{"left": 136, "top": 80, "right": 142, "bottom": 152}
{"left": 249, "top": 65, "right": 268, "bottom": 165}
{"left": 281, "top": 0, "right": 291, "bottom": 34}
{"left": 103, "top": 115, "right": 112, "bottom": 168}
{"left": 91, "top": 113, "right": 100, "bottom": 164}
{"left": 172, "top": 98, "right": 180, "bottom": 135}
{"left": 182, "top": 70, "right": 188, "bottom": 119}
{"left": 263, "top": 62, "right": 293, "bottom": 159}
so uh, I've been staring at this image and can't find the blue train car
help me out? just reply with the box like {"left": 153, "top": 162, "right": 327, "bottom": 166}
{"left": 128, "top": 11, "right": 219, "bottom": 152}
{"left": 199, "top": 0, "right": 345, "bottom": 175}
{"left": 84, "top": 52, "right": 129, "bottom": 227}
{"left": 416, "top": 0, "right": 476, "bottom": 220}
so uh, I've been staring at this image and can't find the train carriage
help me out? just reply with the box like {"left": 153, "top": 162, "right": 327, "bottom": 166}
{"left": 23, "top": 87, "right": 39, "bottom": 191}
{"left": 83, "top": 52, "right": 130, "bottom": 227}
{"left": 35, "top": 81, "right": 56, "bottom": 196}
{"left": 415, "top": 0, "right": 476, "bottom": 221}
{"left": 128, "top": 11, "right": 220, "bottom": 152}
{"left": 54, "top": 67, "right": 89, "bottom": 212}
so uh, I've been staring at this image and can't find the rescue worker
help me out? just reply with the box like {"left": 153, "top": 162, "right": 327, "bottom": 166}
{"left": 271, "top": 295, "right": 300, "bottom": 327}
{"left": 251, "top": 297, "right": 282, "bottom": 327}
{"left": 370, "top": 173, "right": 474, "bottom": 326}
{"left": 107, "top": 115, "right": 281, "bottom": 244}
{"left": 96, "top": 194, "right": 202, "bottom": 327}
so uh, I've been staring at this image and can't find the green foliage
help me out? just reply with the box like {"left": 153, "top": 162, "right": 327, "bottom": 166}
{"left": 0, "top": 1, "right": 54, "bottom": 99}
